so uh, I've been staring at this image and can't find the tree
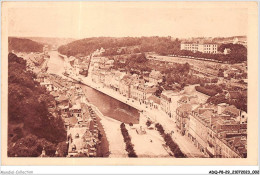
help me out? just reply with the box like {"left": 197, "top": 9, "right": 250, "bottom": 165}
{"left": 8, "top": 53, "right": 67, "bottom": 157}
{"left": 136, "top": 53, "right": 147, "bottom": 63}
{"left": 56, "top": 141, "right": 68, "bottom": 157}
{"left": 120, "top": 123, "right": 126, "bottom": 129}
{"left": 218, "top": 69, "right": 224, "bottom": 77}
{"left": 9, "top": 37, "right": 43, "bottom": 53}
{"left": 133, "top": 48, "right": 140, "bottom": 53}
{"left": 146, "top": 120, "right": 152, "bottom": 127}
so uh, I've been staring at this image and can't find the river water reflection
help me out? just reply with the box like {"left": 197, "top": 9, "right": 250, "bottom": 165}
{"left": 81, "top": 86, "right": 140, "bottom": 124}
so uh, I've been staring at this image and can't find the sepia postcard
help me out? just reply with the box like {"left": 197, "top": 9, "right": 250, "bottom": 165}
{"left": 1, "top": 1, "right": 258, "bottom": 166}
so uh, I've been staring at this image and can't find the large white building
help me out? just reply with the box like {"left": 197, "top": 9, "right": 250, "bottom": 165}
{"left": 180, "top": 42, "right": 218, "bottom": 54}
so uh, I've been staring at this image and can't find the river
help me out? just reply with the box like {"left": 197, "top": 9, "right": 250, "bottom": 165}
{"left": 47, "top": 51, "right": 140, "bottom": 124}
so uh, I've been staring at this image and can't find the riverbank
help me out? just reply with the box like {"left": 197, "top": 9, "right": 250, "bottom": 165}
{"left": 80, "top": 84, "right": 139, "bottom": 124}
{"left": 82, "top": 85, "right": 172, "bottom": 158}
{"left": 92, "top": 109, "right": 110, "bottom": 157}
{"left": 49, "top": 50, "right": 204, "bottom": 158}
{"left": 79, "top": 76, "right": 204, "bottom": 158}
{"left": 81, "top": 76, "right": 143, "bottom": 111}
{"left": 88, "top": 103, "right": 128, "bottom": 158}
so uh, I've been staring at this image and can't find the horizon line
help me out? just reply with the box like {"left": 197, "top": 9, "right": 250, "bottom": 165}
{"left": 8, "top": 35, "right": 247, "bottom": 40}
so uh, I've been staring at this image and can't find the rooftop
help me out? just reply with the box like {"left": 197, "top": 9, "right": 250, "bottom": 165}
{"left": 71, "top": 103, "right": 81, "bottom": 110}
{"left": 177, "top": 103, "right": 192, "bottom": 114}
{"left": 223, "top": 105, "right": 240, "bottom": 116}
{"left": 56, "top": 95, "right": 68, "bottom": 102}
{"left": 147, "top": 95, "right": 161, "bottom": 105}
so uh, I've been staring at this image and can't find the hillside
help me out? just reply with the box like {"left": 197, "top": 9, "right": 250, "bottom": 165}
{"left": 58, "top": 36, "right": 181, "bottom": 57}
{"left": 8, "top": 53, "right": 67, "bottom": 157}
{"left": 8, "top": 37, "right": 44, "bottom": 53}
{"left": 26, "top": 37, "right": 76, "bottom": 47}
{"left": 58, "top": 36, "right": 247, "bottom": 63}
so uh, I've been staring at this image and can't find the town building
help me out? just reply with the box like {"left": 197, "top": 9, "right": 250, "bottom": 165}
{"left": 119, "top": 75, "right": 134, "bottom": 98}
{"left": 160, "top": 90, "right": 181, "bottom": 118}
{"left": 177, "top": 95, "right": 199, "bottom": 106}
{"left": 180, "top": 41, "right": 218, "bottom": 54}
{"left": 67, "top": 125, "right": 93, "bottom": 157}
{"left": 98, "top": 70, "right": 107, "bottom": 84}
{"left": 130, "top": 82, "right": 157, "bottom": 104}
{"left": 91, "top": 70, "right": 100, "bottom": 84}
{"left": 130, "top": 80, "right": 144, "bottom": 101}
{"left": 188, "top": 106, "right": 216, "bottom": 156}
{"left": 146, "top": 95, "right": 161, "bottom": 110}
{"left": 70, "top": 103, "right": 82, "bottom": 119}
{"left": 104, "top": 60, "right": 114, "bottom": 70}
{"left": 28, "top": 53, "right": 45, "bottom": 66}
{"left": 56, "top": 95, "right": 69, "bottom": 112}
{"left": 186, "top": 103, "right": 247, "bottom": 158}
{"left": 104, "top": 72, "right": 113, "bottom": 88}
{"left": 40, "top": 78, "right": 54, "bottom": 91}
{"left": 36, "top": 72, "right": 49, "bottom": 83}
{"left": 176, "top": 104, "right": 193, "bottom": 136}
{"left": 110, "top": 71, "right": 126, "bottom": 91}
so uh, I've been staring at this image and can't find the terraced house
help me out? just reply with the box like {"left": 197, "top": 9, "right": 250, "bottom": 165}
{"left": 160, "top": 90, "right": 181, "bottom": 118}
{"left": 187, "top": 103, "right": 247, "bottom": 158}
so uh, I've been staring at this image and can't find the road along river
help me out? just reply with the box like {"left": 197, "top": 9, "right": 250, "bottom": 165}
{"left": 47, "top": 51, "right": 140, "bottom": 124}
{"left": 47, "top": 51, "right": 140, "bottom": 157}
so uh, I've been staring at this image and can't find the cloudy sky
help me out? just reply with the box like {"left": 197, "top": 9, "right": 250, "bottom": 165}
{"left": 7, "top": 2, "right": 248, "bottom": 39}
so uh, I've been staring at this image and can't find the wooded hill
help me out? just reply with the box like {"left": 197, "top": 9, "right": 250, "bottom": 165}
{"left": 58, "top": 36, "right": 181, "bottom": 57}
{"left": 8, "top": 37, "right": 43, "bottom": 53}
{"left": 58, "top": 36, "right": 247, "bottom": 64}
{"left": 8, "top": 53, "right": 67, "bottom": 157}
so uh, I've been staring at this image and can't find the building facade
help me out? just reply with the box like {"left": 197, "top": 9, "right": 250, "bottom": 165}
{"left": 160, "top": 90, "right": 180, "bottom": 118}
{"left": 181, "top": 42, "right": 218, "bottom": 54}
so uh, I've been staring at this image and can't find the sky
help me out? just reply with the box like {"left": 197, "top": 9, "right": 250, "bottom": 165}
{"left": 7, "top": 2, "right": 248, "bottom": 39}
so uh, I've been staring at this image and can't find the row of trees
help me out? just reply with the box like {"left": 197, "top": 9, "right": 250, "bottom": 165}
{"left": 195, "top": 85, "right": 219, "bottom": 97}
{"left": 155, "top": 123, "right": 186, "bottom": 158}
{"left": 8, "top": 53, "right": 67, "bottom": 157}
{"left": 113, "top": 53, "right": 151, "bottom": 74}
{"left": 120, "top": 123, "right": 138, "bottom": 157}
{"left": 162, "top": 63, "right": 217, "bottom": 91}
{"left": 207, "top": 92, "right": 247, "bottom": 112}
{"left": 58, "top": 37, "right": 141, "bottom": 57}
{"left": 172, "top": 43, "right": 247, "bottom": 64}
{"left": 114, "top": 54, "right": 217, "bottom": 94}
{"left": 195, "top": 83, "right": 248, "bottom": 112}
{"left": 102, "top": 47, "right": 141, "bottom": 56}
